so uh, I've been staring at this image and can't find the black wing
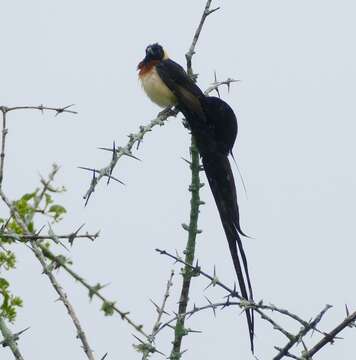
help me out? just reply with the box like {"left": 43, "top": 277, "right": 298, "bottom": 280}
{"left": 202, "top": 96, "right": 238, "bottom": 156}
{"left": 156, "top": 59, "right": 207, "bottom": 129}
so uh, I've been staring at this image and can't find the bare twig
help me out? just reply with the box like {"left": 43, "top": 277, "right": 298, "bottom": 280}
{"left": 156, "top": 248, "right": 237, "bottom": 296}
{"left": 273, "top": 305, "right": 332, "bottom": 360}
{"left": 185, "top": 0, "right": 219, "bottom": 78}
{"left": 149, "top": 270, "right": 175, "bottom": 339}
{"left": 141, "top": 270, "right": 175, "bottom": 360}
{"left": 0, "top": 108, "right": 8, "bottom": 188}
{"left": 1, "top": 104, "right": 77, "bottom": 115}
{"left": 274, "top": 348, "right": 303, "bottom": 360}
{"left": 156, "top": 247, "right": 333, "bottom": 351}
{"left": 82, "top": 108, "right": 177, "bottom": 202}
{"left": 301, "top": 308, "right": 356, "bottom": 359}
{"left": 0, "top": 104, "right": 75, "bottom": 188}
{"left": 159, "top": 301, "right": 241, "bottom": 333}
{"left": 0, "top": 230, "right": 99, "bottom": 244}
{"left": 254, "top": 308, "right": 294, "bottom": 341}
{"left": 204, "top": 77, "right": 239, "bottom": 96}
{"left": 30, "top": 243, "right": 95, "bottom": 360}
{"left": 0, "top": 317, "right": 26, "bottom": 360}
{"left": 40, "top": 244, "right": 149, "bottom": 339}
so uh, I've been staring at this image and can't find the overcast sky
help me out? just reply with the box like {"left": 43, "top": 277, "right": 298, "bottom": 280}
{"left": 1, "top": 0, "right": 356, "bottom": 359}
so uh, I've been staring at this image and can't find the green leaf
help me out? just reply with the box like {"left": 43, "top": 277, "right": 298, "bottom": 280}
{"left": 48, "top": 205, "right": 67, "bottom": 221}
{"left": 101, "top": 301, "right": 115, "bottom": 316}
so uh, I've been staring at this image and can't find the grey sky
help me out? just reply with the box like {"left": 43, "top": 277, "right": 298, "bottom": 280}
{"left": 1, "top": 0, "right": 356, "bottom": 359}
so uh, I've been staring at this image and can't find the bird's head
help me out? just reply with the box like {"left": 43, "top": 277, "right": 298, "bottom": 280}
{"left": 137, "top": 43, "right": 167, "bottom": 70}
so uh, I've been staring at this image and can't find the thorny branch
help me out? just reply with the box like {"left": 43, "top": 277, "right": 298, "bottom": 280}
{"left": 31, "top": 243, "right": 95, "bottom": 360}
{"left": 0, "top": 318, "right": 26, "bottom": 360}
{"left": 0, "top": 104, "right": 77, "bottom": 115}
{"left": 81, "top": 108, "right": 177, "bottom": 204}
{"left": 185, "top": 0, "right": 219, "bottom": 78}
{"left": 170, "top": 136, "right": 202, "bottom": 359}
{"left": 0, "top": 104, "right": 76, "bottom": 189}
{"left": 40, "top": 244, "right": 149, "bottom": 339}
{"left": 0, "top": 228, "right": 99, "bottom": 245}
{"left": 0, "top": 109, "right": 7, "bottom": 188}
{"left": 0, "top": 107, "right": 96, "bottom": 359}
{"left": 0, "top": 186, "right": 95, "bottom": 360}
{"left": 273, "top": 305, "right": 332, "bottom": 360}
{"left": 7, "top": 162, "right": 147, "bottom": 340}
{"left": 2, "top": 164, "right": 147, "bottom": 340}
{"left": 156, "top": 248, "right": 351, "bottom": 359}
{"left": 301, "top": 308, "right": 356, "bottom": 359}
{"left": 170, "top": 2, "right": 221, "bottom": 358}
{"left": 0, "top": 326, "right": 30, "bottom": 347}
{"left": 159, "top": 301, "right": 241, "bottom": 333}
{"left": 140, "top": 270, "right": 175, "bottom": 359}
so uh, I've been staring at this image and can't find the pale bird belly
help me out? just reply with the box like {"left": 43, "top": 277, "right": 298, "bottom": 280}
{"left": 140, "top": 67, "right": 177, "bottom": 108}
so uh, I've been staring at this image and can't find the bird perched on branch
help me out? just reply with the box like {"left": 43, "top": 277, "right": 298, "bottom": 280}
{"left": 138, "top": 43, "right": 254, "bottom": 352}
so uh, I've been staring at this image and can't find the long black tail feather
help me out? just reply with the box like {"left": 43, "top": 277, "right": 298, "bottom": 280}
{"left": 202, "top": 154, "right": 254, "bottom": 352}
{"left": 175, "top": 95, "right": 254, "bottom": 351}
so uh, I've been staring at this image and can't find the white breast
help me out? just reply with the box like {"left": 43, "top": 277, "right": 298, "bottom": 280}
{"left": 140, "top": 67, "right": 177, "bottom": 108}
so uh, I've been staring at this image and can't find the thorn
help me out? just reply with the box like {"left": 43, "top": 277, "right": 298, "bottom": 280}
{"left": 207, "top": 7, "right": 220, "bottom": 15}
{"left": 174, "top": 249, "right": 181, "bottom": 261}
{"left": 98, "top": 147, "right": 115, "bottom": 152}
{"left": 222, "top": 296, "right": 231, "bottom": 309}
{"left": 181, "top": 223, "right": 190, "bottom": 232}
{"left": 215, "top": 86, "right": 221, "bottom": 98}
{"left": 150, "top": 299, "right": 160, "bottom": 312}
{"left": 84, "top": 190, "right": 92, "bottom": 207}
{"left": 55, "top": 104, "right": 75, "bottom": 116}
{"left": 16, "top": 326, "right": 30, "bottom": 337}
{"left": 78, "top": 166, "right": 125, "bottom": 185}
{"left": 226, "top": 282, "right": 239, "bottom": 298}
{"left": 204, "top": 280, "right": 214, "bottom": 291}
{"left": 187, "top": 328, "right": 202, "bottom": 334}
{"left": 123, "top": 151, "right": 141, "bottom": 161}
{"left": 345, "top": 304, "right": 350, "bottom": 317}
{"left": 132, "top": 334, "right": 145, "bottom": 344}
{"left": 62, "top": 104, "right": 75, "bottom": 111}
{"left": 100, "top": 353, "right": 108, "bottom": 360}
{"left": 84, "top": 170, "right": 97, "bottom": 206}
{"left": 181, "top": 157, "right": 192, "bottom": 166}
{"left": 204, "top": 296, "right": 216, "bottom": 317}
{"left": 68, "top": 223, "right": 85, "bottom": 246}
{"left": 106, "top": 141, "right": 116, "bottom": 185}
{"left": 213, "top": 71, "right": 221, "bottom": 98}
{"left": 107, "top": 173, "right": 125, "bottom": 185}
{"left": 78, "top": 166, "right": 98, "bottom": 173}
{"left": 0, "top": 216, "right": 11, "bottom": 231}
{"left": 35, "top": 224, "right": 46, "bottom": 237}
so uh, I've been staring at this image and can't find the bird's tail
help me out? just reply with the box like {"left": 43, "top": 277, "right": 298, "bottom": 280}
{"left": 202, "top": 153, "right": 254, "bottom": 352}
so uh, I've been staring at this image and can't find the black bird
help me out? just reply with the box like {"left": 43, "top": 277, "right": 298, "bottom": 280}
{"left": 138, "top": 43, "right": 254, "bottom": 351}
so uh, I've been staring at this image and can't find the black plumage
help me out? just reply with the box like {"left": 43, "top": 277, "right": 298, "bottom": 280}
{"left": 139, "top": 44, "right": 254, "bottom": 352}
